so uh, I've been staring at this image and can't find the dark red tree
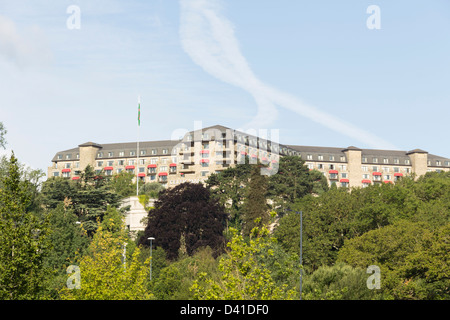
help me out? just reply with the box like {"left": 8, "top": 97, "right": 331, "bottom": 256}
{"left": 138, "top": 182, "right": 227, "bottom": 260}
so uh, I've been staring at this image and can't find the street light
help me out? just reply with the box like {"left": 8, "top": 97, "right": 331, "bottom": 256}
{"left": 148, "top": 237, "right": 155, "bottom": 280}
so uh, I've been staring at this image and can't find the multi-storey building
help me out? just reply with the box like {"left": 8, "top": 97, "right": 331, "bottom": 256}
{"left": 48, "top": 125, "right": 450, "bottom": 189}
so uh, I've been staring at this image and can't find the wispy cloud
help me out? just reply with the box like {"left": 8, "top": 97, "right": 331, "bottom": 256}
{"left": 179, "top": 0, "right": 397, "bottom": 149}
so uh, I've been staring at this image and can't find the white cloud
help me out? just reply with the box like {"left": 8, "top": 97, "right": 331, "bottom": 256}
{"left": 179, "top": 0, "right": 397, "bottom": 149}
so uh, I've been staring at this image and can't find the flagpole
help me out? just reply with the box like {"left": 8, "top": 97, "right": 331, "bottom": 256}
{"left": 137, "top": 95, "right": 140, "bottom": 197}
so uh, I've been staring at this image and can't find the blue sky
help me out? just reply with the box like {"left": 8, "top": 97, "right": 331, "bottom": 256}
{"left": 0, "top": 0, "right": 449, "bottom": 174}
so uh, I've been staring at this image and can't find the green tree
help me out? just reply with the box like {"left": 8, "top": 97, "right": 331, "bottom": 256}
{"left": 190, "top": 225, "right": 297, "bottom": 300}
{"left": 42, "top": 203, "right": 90, "bottom": 298}
{"left": 107, "top": 171, "right": 137, "bottom": 199}
{"left": 337, "top": 220, "right": 449, "bottom": 300}
{"left": 60, "top": 225, "right": 152, "bottom": 300}
{"left": 0, "top": 153, "right": 51, "bottom": 299}
{"left": 242, "top": 164, "right": 270, "bottom": 236}
{"left": 41, "top": 165, "right": 123, "bottom": 235}
{"left": 302, "top": 263, "right": 379, "bottom": 300}
{"left": 268, "top": 156, "right": 327, "bottom": 206}
{"left": 139, "top": 182, "right": 165, "bottom": 199}
{"left": 0, "top": 122, "right": 6, "bottom": 149}
{"left": 206, "top": 159, "right": 252, "bottom": 232}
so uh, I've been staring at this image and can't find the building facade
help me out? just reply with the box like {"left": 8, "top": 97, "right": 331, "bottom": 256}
{"left": 48, "top": 125, "right": 450, "bottom": 189}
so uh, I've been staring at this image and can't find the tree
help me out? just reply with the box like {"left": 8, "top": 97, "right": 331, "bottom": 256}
{"left": 302, "top": 263, "right": 380, "bottom": 300}
{"left": 268, "top": 156, "right": 327, "bottom": 206}
{"left": 139, "top": 182, "right": 227, "bottom": 260}
{"left": 190, "top": 225, "right": 297, "bottom": 300}
{"left": 107, "top": 171, "right": 136, "bottom": 199}
{"left": 337, "top": 220, "right": 449, "bottom": 300}
{"left": 0, "top": 153, "right": 51, "bottom": 299}
{"left": 0, "top": 121, "right": 6, "bottom": 149}
{"left": 241, "top": 164, "right": 270, "bottom": 236}
{"left": 41, "top": 165, "right": 123, "bottom": 235}
{"left": 42, "top": 203, "right": 90, "bottom": 298}
{"left": 139, "top": 182, "right": 165, "bottom": 199}
{"left": 206, "top": 159, "right": 253, "bottom": 232}
{"left": 59, "top": 225, "right": 152, "bottom": 300}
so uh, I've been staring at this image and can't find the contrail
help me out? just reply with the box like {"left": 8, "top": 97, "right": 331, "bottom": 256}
{"left": 179, "top": 0, "right": 397, "bottom": 150}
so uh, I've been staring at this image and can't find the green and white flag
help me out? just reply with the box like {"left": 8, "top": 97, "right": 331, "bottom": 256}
{"left": 138, "top": 100, "right": 141, "bottom": 126}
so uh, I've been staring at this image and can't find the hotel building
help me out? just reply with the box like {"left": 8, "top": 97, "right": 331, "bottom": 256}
{"left": 48, "top": 125, "right": 450, "bottom": 189}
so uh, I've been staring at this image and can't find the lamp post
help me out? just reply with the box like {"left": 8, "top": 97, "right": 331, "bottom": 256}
{"left": 148, "top": 237, "right": 155, "bottom": 280}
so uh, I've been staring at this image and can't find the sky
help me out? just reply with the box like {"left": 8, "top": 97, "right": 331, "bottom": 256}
{"left": 0, "top": 0, "right": 449, "bottom": 176}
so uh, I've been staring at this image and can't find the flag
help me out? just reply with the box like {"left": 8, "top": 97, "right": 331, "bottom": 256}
{"left": 138, "top": 100, "right": 140, "bottom": 126}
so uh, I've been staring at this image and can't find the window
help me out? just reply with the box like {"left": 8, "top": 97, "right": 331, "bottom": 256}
{"left": 139, "top": 167, "right": 145, "bottom": 173}
{"left": 373, "top": 157, "right": 378, "bottom": 163}
{"left": 339, "top": 165, "right": 347, "bottom": 171}
{"left": 128, "top": 160, "right": 135, "bottom": 165}
{"left": 118, "top": 160, "right": 124, "bottom": 166}
{"left": 161, "top": 158, "right": 167, "bottom": 164}
{"left": 108, "top": 152, "right": 114, "bottom": 157}
{"left": 160, "top": 166, "right": 167, "bottom": 172}
{"left": 363, "top": 174, "right": 369, "bottom": 179}
{"left": 405, "top": 159, "right": 410, "bottom": 165}
{"left": 140, "top": 150, "right": 146, "bottom": 156}
{"left": 76, "top": 153, "right": 79, "bottom": 159}
{"left": 186, "top": 135, "right": 192, "bottom": 142}
{"left": 445, "top": 161, "right": 450, "bottom": 166}
{"left": 307, "top": 154, "right": 312, "bottom": 160}
{"left": 108, "top": 161, "right": 114, "bottom": 166}
{"left": 150, "top": 175, "right": 156, "bottom": 181}
{"left": 341, "top": 182, "right": 349, "bottom": 188}
{"left": 318, "top": 164, "right": 324, "bottom": 169}
{"left": 394, "top": 158, "right": 399, "bottom": 164}
{"left": 307, "top": 163, "right": 314, "bottom": 170}
{"left": 53, "top": 172, "right": 59, "bottom": 177}
{"left": 394, "top": 167, "right": 400, "bottom": 173}
{"left": 362, "top": 166, "right": 368, "bottom": 172}
{"left": 329, "top": 155, "right": 335, "bottom": 161}
{"left": 62, "top": 172, "right": 70, "bottom": 178}
{"left": 340, "top": 156, "right": 346, "bottom": 162}
{"left": 405, "top": 168, "right": 411, "bottom": 173}
{"left": 384, "top": 175, "right": 391, "bottom": 180}
{"left": 372, "top": 166, "right": 378, "bottom": 172}
{"left": 75, "top": 162, "right": 80, "bottom": 168}
{"left": 66, "top": 154, "right": 71, "bottom": 160}
{"left": 151, "top": 149, "right": 157, "bottom": 155}
{"left": 329, "top": 173, "right": 338, "bottom": 180}
{"left": 97, "top": 161, "right": 103, "bottom": 167}
{"left": 201, "top": 171, "right": 209, "bottom": 177}
{"left": 341, "top": 173, "right": 348, "bottom": 178}
{"left": 139, "top": 159, "right": 145, "bottom": 165}
{"left": 318, "top": 155, "right": 323, "bottom": 161}
{"left": 383, "top": 167, "right": 390, "bottom": 173}
{"left": 150, "top": 158, "right": 157, "bottom": 164}
{"left": 170, "top": 166, "right": 177, "bottom": 173}
{"left": 362, "top": 157, "right": 367, "bottom": 163}
{"left": 119, "top": 151, "right": 124, "bottom": 157}
{"left": 162, "top": 148, "right": 168, "bottom": 154}
{"left": 130, "top": 151, "right": 136, "bottom": 156}
{"left": 65, "top": 163, "right": 71, "bottom": 169}
{"left": 383, "top": 158, "right": 389, "bottom": 164}
{"left": 201, "top": 162, "right": 209, "bottom": 167}
{"left": 57, "top": 154, "right": 62, "bottom": 160}
{"left": 329, "top": 164, "right": 335, "bottom": 170}
{"left": 436, "top": 160, "right": 441, "bottom": 166}
{"left": 116, "top": 168, "right": 122, "bottom": 174}
{"left": 97, "top": 152, "right": 103, "bottom": 158}
{"left": 148, "top": 167, "right": 156, "bottom": 174}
